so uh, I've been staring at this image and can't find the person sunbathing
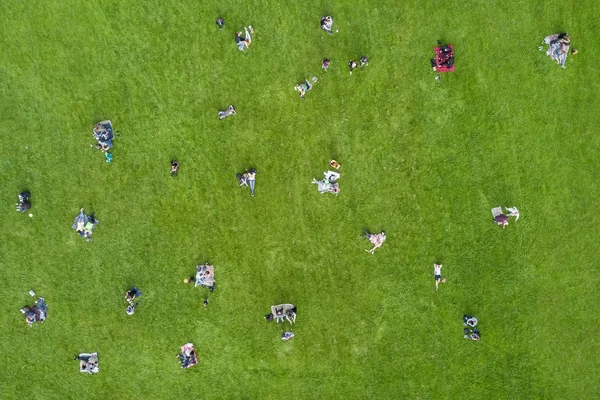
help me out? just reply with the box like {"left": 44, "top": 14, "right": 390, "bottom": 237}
{"left": 294, "top": 80, "right": 313, "bottom": 99}
{"left": 247, "top": 168, "right": 256, "bottom": 197}
{"left": 236, "top": 172, "right": 249, "bottom": 187}
{"left": 218, "top": 105, "right": 236, "bottom": 120}
{"left": 321, "top": 16, "right": 333, "bottom": 34}
{"left": 362, "top": 230, "right": 386, "bottom": 254}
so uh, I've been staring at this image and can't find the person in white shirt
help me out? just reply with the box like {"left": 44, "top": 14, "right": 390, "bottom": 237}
{"left": 247, "top": 168, "right": 257, "bottom": 196}
{"left": 463, "top": 315, "right": 478, "bottom": 327}
{"left": 434, "top": 264, "right": 443, "bottom": 290}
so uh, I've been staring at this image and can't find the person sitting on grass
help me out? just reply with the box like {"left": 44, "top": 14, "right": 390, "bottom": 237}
{"left": 464, "top": 327, "right": 480, "bottom": 341}
{"left": 266, "top": 304, "right": 296, "bottom": 324}
{"left": 348, "top": 60, "right": 357, "bottom": 75}
{"left": 218, "top": 105, "right": 236, "bottom": 120}
{"left": 321, "top": 16, "right": 333, "bottom": 34}
{"left": 75, "top": 353, "right": 99, "bottom": 374}
{"left": 16, "top": 191, "right": 31, "bottom": 212}
{"left": 235, "top": 27, "right": 252, "bottom": 51}
{"left": 194, "top": 263, "right": 216, "bottom": 292}
{"left": 177, "top": 343, "right": 198, "bottom": 369}
{"left": 322, "top": 59, "right": 331, "bottom": 71}
{"left": 362, "top": 229, "right": 386, "bottom": 254}
{"left": 125, "top": 287, "right": 142, "bottom": 315}
{"left": 95, "top": 140, "right": 113, "bottom": 152}
{"left": 170, "top": 160, "right": 180, "bottom": 177}
{"left": 463, "top": 315, "right": 478, "bottom": 327}
{"left": 72, "top": 208, "right": 99, "bottom": 241}
{"left": 216, "top": 17, "right": 225, "bottom": 31}
{"left": 93, "top": 121, "right": 115, "bottom": 152}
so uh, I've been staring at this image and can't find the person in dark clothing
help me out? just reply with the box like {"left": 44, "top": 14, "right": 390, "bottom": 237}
{"left": 360, "top": 56, "right": 369, "bottom": 68}
{"left": 348, "top": 60, "right": 357, "bottom": 75}
{"left": 170, "top": 161, "right": 180, "bottom": 176}
{"left": 494, "top": 213, "right": 509, "bottom": 228}
{"left": 322, "top": 59, "right": 331, "bottom": 71}
{"left": 16, "top": 191, "right": 31, "bottom": 212}
{"left": 216, "top": 17, "right": 225, "bottom": 30}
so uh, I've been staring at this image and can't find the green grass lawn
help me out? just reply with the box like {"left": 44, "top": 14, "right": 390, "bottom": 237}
{"left": 1, "top": 0, "right": 599, "bottom": 398}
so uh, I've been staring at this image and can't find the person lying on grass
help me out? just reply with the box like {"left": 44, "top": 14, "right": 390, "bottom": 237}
{"left": 312, "top": 171, "right": 340, "bottom": 195}
{"left": 434, "top": 264, "right": 446, "bottom": 291}
{"left": 247, "top": 168, "right": 257, "bottom": 196}
{"left": 218, "top": 105, "right": 236, "bottom": 120}
{"left": 294, "top": 79, "right": 313, "bottom": 99}
{"left": 362, "top": 230, "right": 386, "bottom": 254}
{"left": 236, "top": 171, "right": 249, "bottom": 187}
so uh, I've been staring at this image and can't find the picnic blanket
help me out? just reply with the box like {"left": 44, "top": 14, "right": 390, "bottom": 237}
{"left": 195, "top": 264, "right": 215, "bottom": 288}
{"left": 179, "top": 343, "right": 198, "bottom": 369}
{"left": 434, "top": 45, "right": 455, "bottom": 72}
{"left": 79, "top": 353, "right": 99, "bottom": 374}
{"left": 543, "top": 34, "right": 570, "bottom": 67}
{"left": 93, "top": 120, "right": 114, "bottom": 142}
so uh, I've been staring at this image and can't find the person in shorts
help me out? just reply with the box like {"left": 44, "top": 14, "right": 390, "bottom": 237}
{"left": 434, "top": 263, "right": 443, "bottom": 290}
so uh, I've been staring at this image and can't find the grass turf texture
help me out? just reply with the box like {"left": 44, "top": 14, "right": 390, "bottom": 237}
{"left": 1, "top": 0, "right": 599, "bottom": 398}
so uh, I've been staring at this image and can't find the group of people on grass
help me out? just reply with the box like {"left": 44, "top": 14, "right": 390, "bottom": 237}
{"left": 266, "top": 304, "right": 297, "bottom": 341}
{"left": 236, "top": 168, "right": 257, "bottom": 196}
{"left": 71, "top": 208, "right": 99, "bottom": 241}
{"left": 92, "top": 120, "right": 115, "bottom": 162}
{"left": 291, "top": 16, "right": 370, "bottom": 99}
{"left": 492, "top": 206, "right": 519, "bottom": 229}
{"left": 19, "top": 290, "right": 47, "bottom": 327}
{"left": 11, "top": 15, "right": 548, "bottom": 373}
{"left": 183, "top": 262, "right": 217, "bottom": 307}
{"left": 541, "top": 33, "right": 575, "bottom": 68}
